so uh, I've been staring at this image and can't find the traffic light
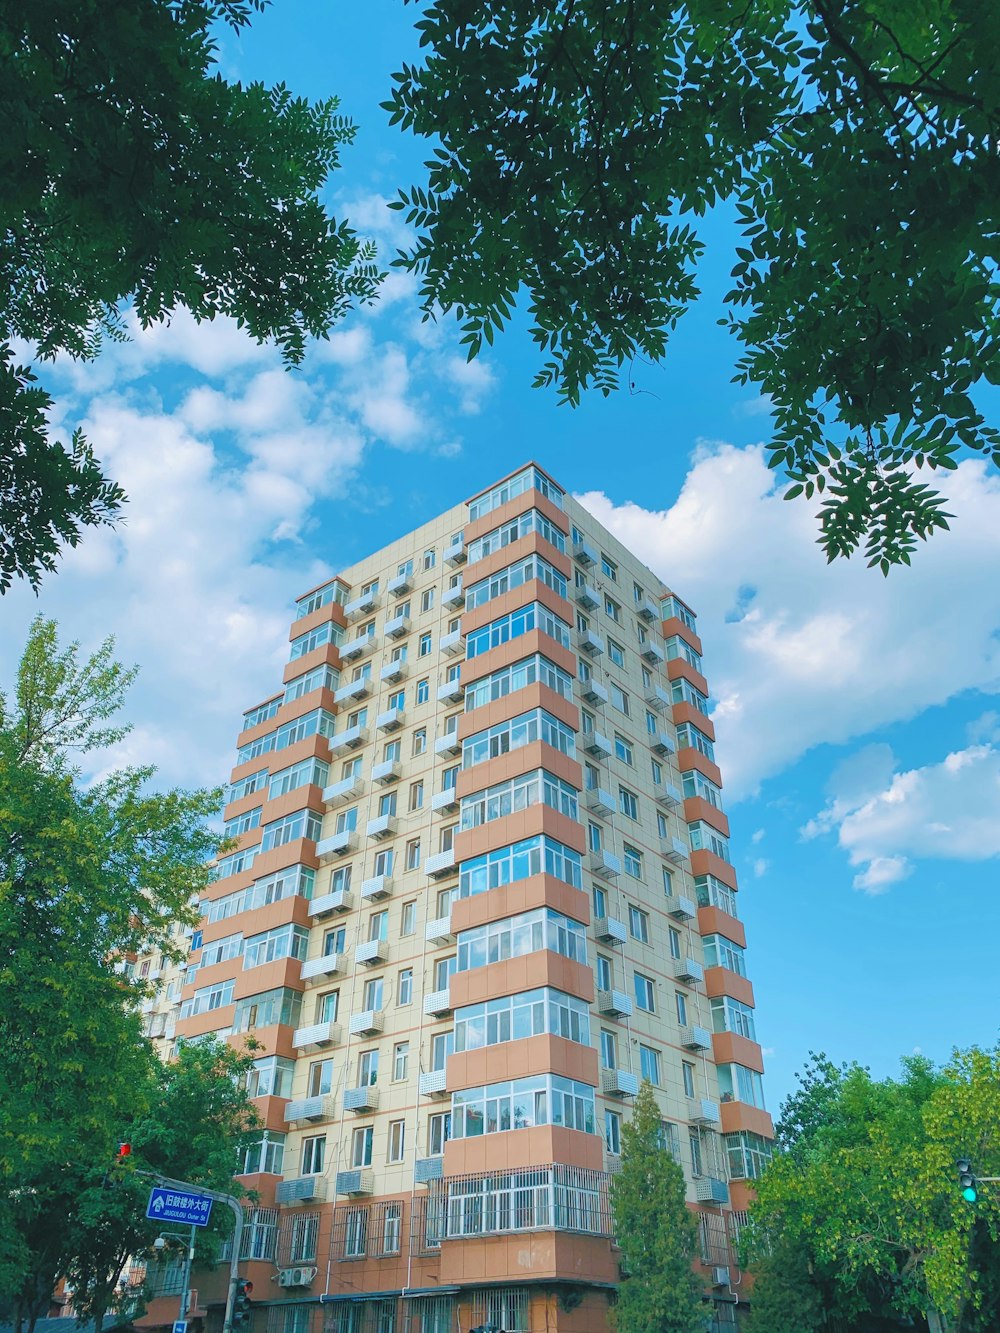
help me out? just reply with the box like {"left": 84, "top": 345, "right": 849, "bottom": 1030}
{"left": 957, "top": 1158, "right": 978, "bottom": 1203}
{"left": 233, "top": 1280, "right": 254, "bottom": 1325}
{"left": 102, "top": 1141, "right": 133, "bottom": 1188}
{"left": 115, "top": 1141, "right": 132, "bottom": 1162}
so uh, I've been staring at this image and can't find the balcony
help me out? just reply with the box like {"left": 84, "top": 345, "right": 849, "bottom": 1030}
{"left": 340, "top": 632, "right": 378, "bottom": 662}
{"left": 380, "top": 659, "right": 407, "bottom": 684}
{"left": 348, "top": 1009, "right": 384, "bottom": 1037}
{"left": 681, "top": 1024, "right": 712, "bottom": 1052}
{"left": 662, "top": 836, "right": 690, "bottom": 866}
{"left": 641, "top": 641, "right": 666, "bottom": 666}
{"left": 387, "top": 570, "right": 412, "bottom": 596}
{"left": 284, "top": 1095, "right": 334, "bottom": 1124}
{"left": 424, "top": 988, "right": 452, "bottom": 1017}
{"left": 675, "top": 956, "right": 705, "bottom": 986}
{"left": 602, "top": 1069, "right": 640, "bottom": 1098}
{"left": 309, "top": 887, "right": 352, "bottom": 918}
{"left": 376, "top": 708, "right": 404, "bottom": 733}
{"left": 418, "top": 1068, "right": 448, "bottom": 1098}
{"left": 360, "top": 874, "right": 393, "bottom": 902}
{"left": 334, "top": 677, "right": 370, "bottom": 705}
{"left": 654, "top": 783, "right": 682, "bottom": 809}
{"left": 425, "top": 914, "right": 454, "bottom": 944}
{"left": 577, "top": 628, "right": 605, "bottom": 656}
{"left": 275, "top": 1177, "right": 326, "bottom": 1205}
{"left": 366, "top": 812, "right": 396, "bottom": 840}
{"left": 414, "top": 1156, "right": 444, "bottom": 1184}
{"left": 371, "top": 759, "right": 401, "bottom": 785}
{"left": 573, "top": 539, "right": 598, "bottom": 567}
{"left": 343, "top": 1085, "right": 379, "bottom": 1114}
{"left": 651, "top": 729, "right": 677, "bottom": 756}
{"left": 292, "top": 1021, "right": 341, "bottom": 1051}
{"left": 597, "top": 989, "right": 633, "bottom": 1018}
{"left": 587, "top": 787, "right": 615, "bottom": 817}
{"left": 594, "top": 915, "right": 627, "bottom": 945}
{"left": 437, "top": 677, "right": 464, "bottom": 704}
{"left": 317, "top": 829, "right": 355, "bottom": 861}
{"left": 327, "top": 724, "right": 368, "bottom": 753}
{"left": 431, "top": 788, "right": 459, "bottom": 813}
{"left": 638, "top": 598, "right": 659, "bottom": 623}
{"left": 444, "top": 534, "right": 467, "bottom": 565}
{"left": 575, "top": 581, "right": 599, "bottom": 609}
{"left": 588, "top": 849, "right": 622, "bottom": 879}
{"left": 356, "top": 938, "right": 387, "bottom": 966}
{"left": 584, "top": 731, "right": 612, "bottom": 760}
{"left": 645, "top": 685, "right": 671, "bottom": 713}
{"left": 440, "top": 629, "right": 466, "bottom": 657}
{"left": 425, "top": 847, "right": 458, "bottom": 878}
{"left": 323, "top": 775, "right": 364, "bottom": 808}
{"left": 434, "top": 731, "right": 462, "bottom": 757}
{"left": 336, "top": 1169, "right": 374, "bottom": 1196}
{"left": 344, "top": 590, "right": 379, "bottom": 620}
{"left": 442, "top": 581, "right": 465, "bottom": 609}
{"left": 579, "top": 679, "right": 609, "bottom": 707}
{"left": 695, "top": 1177, "right": 730, "bottom": 1206}
{"left": 384, "top": 612, "right": 410, "bottom": 640}
{"left": 688, "top": 1098, "right": 721, "bottom": 1127}
{"left": 300, "top": 952, "right": 345, "bottom": 983}
{"left": 666, "top": 893, "right": 697, "bottom": 921}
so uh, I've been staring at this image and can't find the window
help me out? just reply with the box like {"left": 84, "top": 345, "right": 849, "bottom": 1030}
{"left": 605, "top": 1110, "right": 622, "bottom": 1155}
{"left": 442, "top": 764, "right": 460, "bottom": 791}
{"left": 391, "top": 642, "right": 408, "bottom": 663}
{"left": 289, "top": 1214, "right": 319, "bottom": 1264}
{"left": 607, "top": 639, "right": 625, "bottom": 668}
{"left": 324, "top": 926, "right": 346, "bottom": 957}
{"left": 595, "top": 955, "right": 612, "bottom": 991}
{"left": 609, "top": 683, "right": 629, "bottom": 715}
{"left": 393, "top": 1043, "right": 409, "bottom": 1081}
{"left": 378, "top": 790, "right": 397, "bottom": 818}
{"left": 633, "top": 581, "right": 645, "bottom": 604}
{"left": 695, "top": 874, "right": 739, "bottom": 918}
{"left": 459, "top": 835, "right": 582, "bottom": 898}
{"left": 600, "top": 1030, "right": 617, "bottom": 1070}
{"left": 462, "top": 708, "right": 577, "bottom": 767}
{"left": 428, "top": 1111, "right": 451, "bottom": 1156}
{"left": 405, "top": 838, "right": 421, "bottom": 870}
{"left": 682, "top": 1061, "right": 696, "bottom": 1098}
{"left": 416, "top": 677, "right": 430, "bottom": 704}
{"left": 247, "top": 1056, "right": 295, "bottom": 1099}
{"left": 242, "top": 1133, "right": 285, "bottom": 1176}
{"left": 409, "top": 780, "right": 424, "bottom": 811}
{"left": 711, "top": 996, "right": 757, "bottom": 1041}
{"left": 319, "top": 990, "right": 339, "bottom": 1023}
{"left": 726, "top": 1130, "right": 774, "bottom": 1181}
{"left": 413, "top": 728, "right": 427, "bottom": 756}
{"left": 456, "top": 907, "right": 588, "bottom": 973}
{"left": 614, "top": 734, "right": 633, "bottom": 765}
{"left": 618, "top": 786, "right": 638, "bottom": 820}
{"left": 460, "top": 768, "right": 578, "bottom": 830}
{"left": 604, "top": 595, "right": 621, "bottom": 622}
{"left": 373, "top": 847, "right": 393, "bottom": 878}
{"left": 397, "top": 559, "right": 414, "bottom": 578}
{"left": 628, "top": 905, "right": 649, "bottom": 943}
{"left": 639, "top": 1045, "right": 661, "bottom": 1086}
{"left": 419, "top": 633, "right": 432, "bottom": 657}
{"left": 351, "top": 1125, "right": 374, "bottom": 1168}
{"left": 676, "top": 991, "right": 689, "bottom": 1026}
{"left": 302, "top": 1135, "right": 326, "bottom": 1175}
{"left": 592, "top": 884, "right": 608, "bottom": 917}
{"left": 601, "top": 554, "right": 618, "bottom": 582}
{"left": 358, "top": 1050, "right": 379, "bottom": 1087}
{"left": 383, "top": 738, "right": 401, "bottom": 763}
{"left": 650, "top": 756, "right": 663, "bottom": 784}
{"left": 689, "top": 1130, "right": 703, "bottom": 1177}
{"left": 462, "top": 654, "right": 575, "bottom": 710}
{"left": 467, "top": 502, "right": 566, "bottom": 560}
{"left": 464, "top": 552, "right": 568, "bottom": 611}
{"left": 421, "top": 588, "right": 435, "bottom": 611}
{"left": 668, "top": 927, "right": 682, "bottom": 960}
{"left": 658, "top": 1120, "right": 681, "bottom": 1162}
{"left": 451, "top": 1073, "right": 595, "bottom": 1139}
{"left": 424, "top": 548, "right": 436, "bottom": 570}
{"left": 434, "top": 955, "right": 456, "bottom": 990}
{"left": 688, "top": 821, "right": 731, "bottom": 862}
{"left": 431, "top": 1030, "right": 453, "bottom": 1071}
{"left": 634, "top": 973, "right": 655, "bottom": 1012}
{"left": 662, "top": 864, "right": 674, "bottom": 896}
{"left": 336, "top": 806, "right": 358, "bottom": 834}
{"left": 717, "top": 1064, "right": 767, "bottom": 1110}
{"left": 467, "top": 466, "right": 564, "bottom": 521}
{"left": 388, "top": 1119, "right": 406, "bottom": 1163}
{"left": 401, "top": 901, "right": 417, "bottom": 936}
{"left": 623, "top": 844, "right": 643, "bottom": 879}
{"left": 242, "top": 922, "right": 310, "bottom": 968}
{"left": 465, "top": 602, "right": 572, "bottom": 658}
{"left": 702, "top": 934, "right": 747, "bottom": 976}
{"left": 363, "top": 977, "right": 384, "bottom": 1010}
{"left": 398, "top": 968, "right": 413, "bottom": 1005}
{"left": 453, "top": 987, "right": 591, "bottom": 1052}
{"left": 308, "top": 1059, "right": 334, "bottom": 1097}
{"left": 369, "top": 911, "right": 389, "bottom": 942}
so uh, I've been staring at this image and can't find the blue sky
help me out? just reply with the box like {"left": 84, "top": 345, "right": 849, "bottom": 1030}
{"left": 5, "top": 0, "right": 1000, "bottom": 1111}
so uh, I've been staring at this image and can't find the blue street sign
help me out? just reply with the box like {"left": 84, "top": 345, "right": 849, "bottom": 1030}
{"left": 173, "top": 1322, "right": 188, "bottom": 1333}
{"left": 146, "top": 1186, "right": 213, "bottom": 1227}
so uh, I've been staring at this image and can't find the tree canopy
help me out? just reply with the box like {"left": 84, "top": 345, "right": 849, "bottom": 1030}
{"left": 745, "top": 1048, "right": 1000, "bottom": 1330}
{"left": 1, "top": 0, "right": 381, "bottom": 591}
{"left": 387, "top": 0, "right": 1000, "bottom": 570}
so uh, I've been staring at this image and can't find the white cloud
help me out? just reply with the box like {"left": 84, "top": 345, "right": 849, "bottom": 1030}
{"left": 752, "top": 858, "right": 769, "bottom": 878}
{"left": 750, "top": 828, "right": 765, "bottom": 844}
{"left": 576, "top": 446, "right": 1000, "bottom": 799}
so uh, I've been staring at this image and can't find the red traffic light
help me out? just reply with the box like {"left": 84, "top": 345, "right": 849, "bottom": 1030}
{"left": 242, "top": 1283, "right": 253, "bottom": 1298}
{"left": 116, "top": 1141, "right": 132, "bottom": 1159}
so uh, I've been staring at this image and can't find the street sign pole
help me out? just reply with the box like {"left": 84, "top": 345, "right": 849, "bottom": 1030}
{"left": 178, "top": 1224, "right": 196, "bottom": 1324}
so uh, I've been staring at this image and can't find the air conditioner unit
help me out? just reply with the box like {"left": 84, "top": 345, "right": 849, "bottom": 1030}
{"left": 278, "top": 1266, "right": 318, "bottom": 1288}
{"left": 712, "top": 1266, "right": 731, "bottom": 1288}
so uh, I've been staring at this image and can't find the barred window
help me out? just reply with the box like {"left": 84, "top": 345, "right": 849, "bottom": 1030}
{"left": 471, "top": 1288, "right": 530, "bottom": 1333}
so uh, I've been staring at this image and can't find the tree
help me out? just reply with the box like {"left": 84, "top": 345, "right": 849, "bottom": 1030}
{"left": 610, "top": 1080, "right": 704, "bottom": 1333}
{"left": 1, "top": 1, "right": 382, "bottom": 592}
{"left": 0, "top": 617, "right": 222, "bottom": 1332}
{"left": 744, "top": 1048, "right": 1000, "bottom": 1330}
{"left": 387, "top": 0, "right": 1000, "bottom": 570}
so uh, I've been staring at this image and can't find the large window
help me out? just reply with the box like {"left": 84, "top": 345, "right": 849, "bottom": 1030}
{"left": 694, "top": 873, "right": 738, "bottom": 918}
{"left": 283, "top": 663, "right": 339, "bottom": 703}
{"left": 688, "top": 820, "right": 731, "bottom": 862}
{"left": 459, "top": 836, "right": 582, "bottom": 898}
{"left": 725, "top": 1130, "right": 774, "bottom": 1180}
{"left": 717, "top": 1063, "right": 767, "bottom": 1110}
{"left": 232, "top": 987, "right": 302, "bottom": 1033}
{"left": 289, "top": 620, "right": 343, "bottom": 660}
{"left": 260, "top": 809, "right": 323, "bottom": 851}
{"left": 243, "top": 923, "right": 309, "bottom": 970}
{"left": 456, "top": 907, "right": 587, "bottom": 972}
{"left": 463, "top": 707, "right": 575, "bottom": 768}
{"left": 460, "top": 768, "right": 578, "bottom": 830}
{"left": 675, "top": 721, "right": 715, "bottom": 761}
{"left": 241, "top": 698, "right": 281, "bottom": 731}
{"left": 296, "top": 579, "right": 347, "bottom": 618}
{"left": 274, "top": 708, "right": 336, "bottom": 752}
{"left": 466, "top": 602, "right": 572, "bottom": 659}
{"left": 711, "top": 995, "right": 757, "bottom": 1040}
{"left": 454, "top": 988, "right": 590, "bottom": 1052}
{"left": 451, "top": 1074, "right": 595, "bottom": 1138}
{"left": 702, "top": 933, "right": 747, "bottom": 977}
{"left": 467, "top": 465, "right": 564, "bottom": 521}
{"left": 179, "top": 978, "right": 235, "bottom": 1019}
{"left": 467, "top": 507, "right": 567, "bottom": 565}
{"left": 633, "top": 973, "right": 655, "bottom": 1013}
{"left": 464, "top": 654, "right": 573, "bottom": 710}
{"left": 465, "top": 553, "right": 567, "bottom": 610}
{"left": 269, "top": 757, "right": 330, "bottom": 799}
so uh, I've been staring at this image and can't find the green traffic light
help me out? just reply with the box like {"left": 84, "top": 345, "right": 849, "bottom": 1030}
{"left": 963, "top": 1185, "right": 978, "bottom": 1203}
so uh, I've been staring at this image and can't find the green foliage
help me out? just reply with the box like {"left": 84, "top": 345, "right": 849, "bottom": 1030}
{"left": 388, "top": 0, "right": 1000, "bottom": 567}
{"left": 611, "top": 1081, "right": 704, "bottom": 1333}
{"left": 745, "top": 1047, "right": 1000, "bottom": 1329}
{"left": 0, "top": 0, "right": 383, "bottom": 590}
{"left": 0, "top": 618, "right": 228, "bottom": 1330}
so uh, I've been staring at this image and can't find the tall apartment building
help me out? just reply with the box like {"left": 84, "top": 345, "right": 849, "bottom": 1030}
{"left": 172, "top": 463, "right": 773, "bottom": 1333}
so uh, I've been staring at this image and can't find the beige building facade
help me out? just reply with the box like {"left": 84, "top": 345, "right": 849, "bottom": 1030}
{"left": 168, "top": 463, "right": 772, "bottom": 1333}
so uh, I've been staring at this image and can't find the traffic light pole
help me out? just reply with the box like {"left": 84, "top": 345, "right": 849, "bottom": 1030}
{"left": 142, "top": 1174, "right": 244, "bottom": 1333}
